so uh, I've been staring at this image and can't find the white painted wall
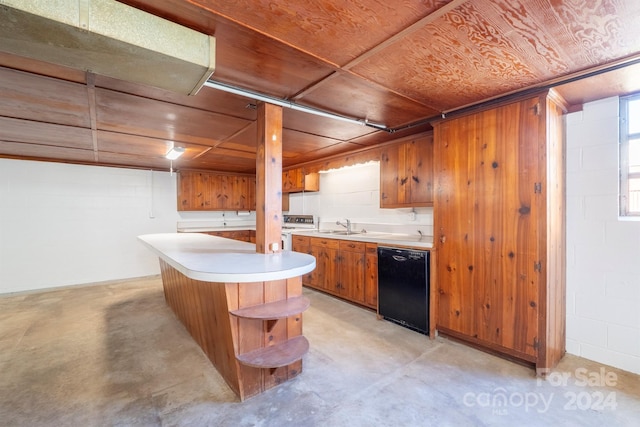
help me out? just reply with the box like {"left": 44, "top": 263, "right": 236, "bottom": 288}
{"left": 287, "top": 162, "right": 433, "bottom": 237}
{"left": 566, "top": 96, "right": 640, "bottom": 374}
{"left": 0, "top": 159, "right": 180, "bottom": 294}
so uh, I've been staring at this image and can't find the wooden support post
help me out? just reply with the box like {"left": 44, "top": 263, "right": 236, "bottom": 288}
{"left": 255, "top": 102, "right": 283, "bottom": 254}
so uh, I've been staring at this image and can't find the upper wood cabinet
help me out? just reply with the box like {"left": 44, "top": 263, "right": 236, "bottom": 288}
{"left": 282, "top": 168, "right": 319, "bottom": 193}
{"left": 380, "top": 134, "right": 434, "bottom": 208}
{"left": 433, "top": 90, "right": 566, "bottom": 373}
{"left": 177, "top": 170, "right": 256, "bottom": 211}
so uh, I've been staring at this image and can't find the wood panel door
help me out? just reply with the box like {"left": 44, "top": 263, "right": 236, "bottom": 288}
{"left": 434, "top": 96, "right": 542, "bottom": 358}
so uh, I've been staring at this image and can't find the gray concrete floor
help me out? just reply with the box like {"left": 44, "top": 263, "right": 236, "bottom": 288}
{"left": 0, "top": 276, "right": 638, "bottom": 426}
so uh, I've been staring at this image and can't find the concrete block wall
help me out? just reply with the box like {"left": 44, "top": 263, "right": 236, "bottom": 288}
{"left": 565, "top": 96, "right": 640, "bottom": 374}
{"left": 0, "top": 159, "right": 179, "bottom": 294}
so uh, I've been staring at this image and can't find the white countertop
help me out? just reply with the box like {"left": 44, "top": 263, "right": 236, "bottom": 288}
{"left": 292, "top": 230, "right": 434, "bottom": 249}
{"left": 138, "top": 233, "right": 316, "bottom": 283}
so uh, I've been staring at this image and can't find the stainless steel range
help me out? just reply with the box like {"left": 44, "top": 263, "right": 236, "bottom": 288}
{"left": 281, "top": 214, "right": 315, "bottom": 250}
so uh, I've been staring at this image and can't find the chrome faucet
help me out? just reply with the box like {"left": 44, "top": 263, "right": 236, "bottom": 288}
{"left": 336, "top": 219, "right": 351, "bottom": 233}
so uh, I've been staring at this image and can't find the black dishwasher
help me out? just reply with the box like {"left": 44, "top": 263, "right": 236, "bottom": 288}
{"left": 377, "top": 247, "right": 429, "bottom": 334}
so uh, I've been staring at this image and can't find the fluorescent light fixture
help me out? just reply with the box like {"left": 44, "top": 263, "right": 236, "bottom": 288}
{"left": 203, "top": 80, "right": 387, "bottom": 130}
{"left": 165, "top": 147, "right": 185, "bottom": 160}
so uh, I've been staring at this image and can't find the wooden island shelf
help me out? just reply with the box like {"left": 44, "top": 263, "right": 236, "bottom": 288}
{"left": 138, "top": 233, "right": 316, "bottom": 401}
{"left": 237, "top": 335, "right": 310, "bottom": 369}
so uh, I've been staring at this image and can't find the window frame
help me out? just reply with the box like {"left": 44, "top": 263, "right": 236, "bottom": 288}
{"left": 619, "top": 93, "right": 640, "bottom": 217}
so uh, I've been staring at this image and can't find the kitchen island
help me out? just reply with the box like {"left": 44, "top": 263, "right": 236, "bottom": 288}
{"left": 138, "top": 233, "right": 316, "bottom": 401}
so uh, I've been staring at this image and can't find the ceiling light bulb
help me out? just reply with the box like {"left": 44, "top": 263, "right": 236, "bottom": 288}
{"left": 165, "top": 147, "right": 185, "bottom": 160}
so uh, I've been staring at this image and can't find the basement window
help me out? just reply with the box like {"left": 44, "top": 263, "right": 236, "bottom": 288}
{"left": 620, "top": 93, "right": 640, "bottom": 217}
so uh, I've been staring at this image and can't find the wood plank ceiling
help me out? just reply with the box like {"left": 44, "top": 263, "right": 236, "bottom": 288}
{"left": 1, "top": 0, "right": 640, "bottom": 173}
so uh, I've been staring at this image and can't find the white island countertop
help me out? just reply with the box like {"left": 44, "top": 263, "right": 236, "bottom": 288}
{"left": 138, "top": 233, "right": 316, "bottom": 283}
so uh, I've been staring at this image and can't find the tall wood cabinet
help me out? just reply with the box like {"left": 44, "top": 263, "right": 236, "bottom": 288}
{"left": 433, "top": 90, "right": 566, "bottom": 372}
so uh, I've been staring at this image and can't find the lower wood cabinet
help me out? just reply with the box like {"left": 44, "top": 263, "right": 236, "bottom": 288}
{"left": 292, "top": 235, "right": 377, "bottom": 309}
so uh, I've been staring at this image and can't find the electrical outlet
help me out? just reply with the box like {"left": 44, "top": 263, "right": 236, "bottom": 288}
{"left": 270, "top": 242, "right": 279, "bottom": 252}
{"left": 408, "top": 211, "right": 416, "bottom": 221}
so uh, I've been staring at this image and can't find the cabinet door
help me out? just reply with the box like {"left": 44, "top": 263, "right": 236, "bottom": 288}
{"left": 308, "top": 239, "right": 339, "bottom": 292}
{"left": 292, "top": 236, "right": 312, "bottom": 284}
{"left": 339, "top": 249, "right": 365, "bottom": 303}
{"left": 282, "top": 169, "right": 299, "bottom": 193}
{"left": 307, "top": 245, "right": 323, "bottom": 289}
{"left": 177, "top": 171, "right": 194, "bottom": 210}
{"left": 380, "top": 143, "right": 403, "bottom": 207}
{"left": 365, "top": 244, "right": 378, "bottom": 309}
{"left": 406, "top": 136, "right": 433, "bottom": 205}
{"left": 434, "top": 97, "right": 541, "bottom": 357}
{"left": 195, "top": 172, "right": 212, "bottom": 209}
{"left": 380, "top": 136, "right": 433, "bottom": 208}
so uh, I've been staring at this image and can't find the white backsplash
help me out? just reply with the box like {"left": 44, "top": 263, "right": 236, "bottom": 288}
{"left": 288, "top": 162, "right": 433, "bottom": 237}
{"left": 177, "top": 210, "right": 256, "bottom": 230}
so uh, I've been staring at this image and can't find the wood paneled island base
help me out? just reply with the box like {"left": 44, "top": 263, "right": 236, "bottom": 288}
{"left": 159, "top": 259, "right": 308, "bottom": 401}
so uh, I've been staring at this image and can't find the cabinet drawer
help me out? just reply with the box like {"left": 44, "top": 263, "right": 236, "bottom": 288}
{"left": 309, "top": 237, "right": 340, "bottom": 249}
{"left": 292, "top": 235, "right": 310, "bottom": 245}
{"left": 365, "top": 243, "right": 378, "bottom": 254}
{"left": 339, "top": 240, "right": 365, "bottom": 252}
{"left": 292, "top": 235, "right": 310, "bottom": 249}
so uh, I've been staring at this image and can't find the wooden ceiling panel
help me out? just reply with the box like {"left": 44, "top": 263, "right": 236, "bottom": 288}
{"left": 286, "top": 141, "right": 368, "bottom": 166}
{"left": 299, "top": 73, "right": 439, "bottom": 128}
{"left": 350, "top": 122, "right": 434, "bottom": 147}
{"left": 0, "top": 67, "right": 90, "bottom": 128}
{"left": 351, "top": 0, "right": 640, "bottom": 112}
{"left": 188, "top": 0, "right": 449, "bottom": 66}
{"left": 220, "top": 122, "right": 257, "bottom": 154}
{"left": 93, "top": 76, "right": 258, "bottom": 121}
{"left": 95, "top": 88, "right": 251, "bottom": 145}
{"left": 0, "top": 52, "right": 87, "bottom": 83}
{"left": 211, "top": 18, "right": 336, "bottom": 99}
{"left": 96, "top": 152, "right": 175, "bottom": 170}
{"left": 0, "top": 117, "right": 93, "bottom": 149}
{"left": 0, "top": 142, "right": 95, "bottom": 163}
{"left": 555, "top": 62, "right": 640, "bottom": 109}
{"left": 283, "top": 109, "right": 376, "bottom": 142}
{"left": 96, "top": 131, "right": 211, "bottom": 160}
{"left": 545, "top": 1, "right": 640, "bottom": 66}
{"left": 281, "top": 129, "right": 343, "bottom": 160}
{"left": 182, "top": 149, "right": 257, "bottom": 173}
